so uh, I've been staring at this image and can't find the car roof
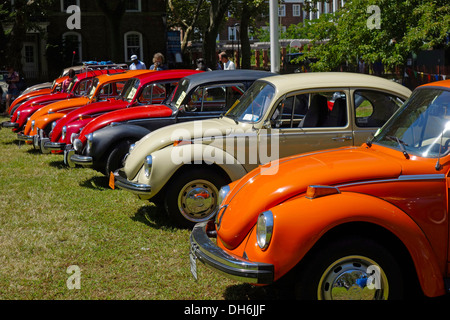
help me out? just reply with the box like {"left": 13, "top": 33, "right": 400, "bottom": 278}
{"left": 134, "top": 69, "right": 203, "bottom": 82}
{"left": 94, "top": 69, "right": 149, "bottom": 82}
{"left": 259, "top": 72, "right": 412, "bottom": 98}
{"left": 419, "top": 79, "right": 450, "bottom": 89}
{"left": 182, "top": 69, "right": 277, "bottom": 88}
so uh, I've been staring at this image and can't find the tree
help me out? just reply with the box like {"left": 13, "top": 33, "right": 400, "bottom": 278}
{"left": 202, "top": 0, "right": 232, "bottom": 69}
{"left": 229, "top": 0, "right": 268, "bottom": 69}
{"left": 295, "top": 0, "right": 450, "bottom": 72}
{"left": 0, "top": 0, "right": 55, "bottom": 72}
{"left": 167, "top": 0, "right": 209, "bottom": 55}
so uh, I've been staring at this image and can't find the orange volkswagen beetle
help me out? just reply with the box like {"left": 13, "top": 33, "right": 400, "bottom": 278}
{"left": 190, "top": 80, "right": 450, "bottom": 300}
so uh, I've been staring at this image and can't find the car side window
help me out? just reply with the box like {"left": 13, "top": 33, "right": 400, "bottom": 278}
{"left": 355, "top": 90, "right": 404, "bottom": 127}
{"left": 138, "top": 81, "right": 178, "bottom": 105}
{"left": 273, "top": 91, "right": 347, "bottom": 128}
{"left": 186, "top": 83, "right": 246, "bottom": 112}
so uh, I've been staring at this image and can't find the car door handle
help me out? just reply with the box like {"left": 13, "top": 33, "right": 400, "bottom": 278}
{"left": 332, "top": 136, "right": 353, "bottom": 141}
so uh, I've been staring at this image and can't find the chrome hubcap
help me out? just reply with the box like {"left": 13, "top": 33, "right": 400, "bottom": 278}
{"left": 318, "top": 255, "right": 389, "bottom": 300}
{"left": 178, "top": 179, "right": 219, "bottom": 222}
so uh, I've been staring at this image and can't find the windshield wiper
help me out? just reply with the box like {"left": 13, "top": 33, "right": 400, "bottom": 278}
{"left": 226, "top": 114, "right": 239, "bottom": 124}
{"left": 386, "top": 135, "right": 410, "bottom": 159}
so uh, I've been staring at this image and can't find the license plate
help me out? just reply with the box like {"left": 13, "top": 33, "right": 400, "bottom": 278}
{"left": 190, "top": 251, "right": 198, "bottom": 281}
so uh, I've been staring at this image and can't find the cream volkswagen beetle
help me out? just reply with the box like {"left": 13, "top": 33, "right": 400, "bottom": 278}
{"left": 112, "top": 72, "right": 411, "bottom": 227}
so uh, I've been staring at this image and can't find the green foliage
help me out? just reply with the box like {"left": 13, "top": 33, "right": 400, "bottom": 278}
{"left": 289, "top": 0, "right": 450, "bottom": 72}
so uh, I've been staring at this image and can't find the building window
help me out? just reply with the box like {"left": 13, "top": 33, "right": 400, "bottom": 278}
{"left": 293, "top": 4, "right": 301, "bottom": 17}
{"left": 278, "top": 4, "right": 286, "bottom": 17}
{"left": 61, "top": 0, "right": 79, "bottom": 12}
{"left": 62, "top": 32, "right": 82, "bottom": 63}
{"left": 124, "top": 31, "right": 143, "bottom": 62}
{"left": 228, "top": 26, "right": 238, "bottom": 41}
{"left": 125, "top": 0, "right": 141, "bottom": 12}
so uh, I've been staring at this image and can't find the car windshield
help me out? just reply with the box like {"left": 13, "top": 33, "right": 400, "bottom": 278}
{"left": 168, "top": 77, "right": 190, "bottom": 109}
{"left": 87, "top": 78, "right": 100, "bottom": 99}
{"left": 372, "top": 88, "right": 450, "bottom": 158}
{"left": 225, "top": 81, "right": 275, "bottom": 123}
{"left": 121, "top": 78, "right": 140, "bottom": 103}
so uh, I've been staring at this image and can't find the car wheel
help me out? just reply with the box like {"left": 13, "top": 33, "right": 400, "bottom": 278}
{"left": 104, "top": 139, "right": 133, "bottom": 176}
{"left": 294, "top": 236, "right": 403, "bottom": 300}
{"left": 164, "top": 167, "right": 229, "bottom": 228}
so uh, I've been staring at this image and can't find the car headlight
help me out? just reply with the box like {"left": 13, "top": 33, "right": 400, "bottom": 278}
{"left": 73, "top": 138, "right": 83, "bottom": 152}
{"left": 217, "top": 185, "right": 230, "bottom": 207}
{"left": 86, "top": 133, "right": 93, "bottom": 154}
{"left": 144, "top": 155, "right": 152, "bottom": 178}
{"left": 256, "top": 210, "right": 274, "bottom": 250}
{"left": 31, "top": 120, "right": 35, "bottom": 132}
{"left": 62, "top": 126, "right": 67, "bottom": 140}
{"left": 16, "top": 111, "right": 20, "bottom": 120}
{"left": 129, "top": 143, "right": 135, "bottom": 153}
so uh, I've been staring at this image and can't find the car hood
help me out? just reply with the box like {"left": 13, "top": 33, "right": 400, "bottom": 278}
{"left": 217, "top": 146, "right": 403, "bottom": 249}
{"left": 78, "top": 104, "right": 174, "bottom": 144}
{"left": 51, "top": 99, "right": 126, "bottom": 141}
{"left": 124, "top": 117, "right": 239, "bottom": 179}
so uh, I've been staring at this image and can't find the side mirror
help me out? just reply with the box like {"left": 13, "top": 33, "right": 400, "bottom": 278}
{"left": 263, "top": 119, "right": 272, "bottom": 129}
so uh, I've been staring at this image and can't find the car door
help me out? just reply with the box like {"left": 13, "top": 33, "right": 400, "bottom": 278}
{"left": 258, "top": 89, "right": 353, "bottom": 162}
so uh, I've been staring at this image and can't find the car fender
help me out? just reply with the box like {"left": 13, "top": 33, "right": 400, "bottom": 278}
{"left": 91, "top": 124, "right": 152, "bottom": 161}
{"left": 143, "top": 143, "right": 248, "bottom": 198}
{"left": 243, "top": 191, "right": 445, "bottom": 298}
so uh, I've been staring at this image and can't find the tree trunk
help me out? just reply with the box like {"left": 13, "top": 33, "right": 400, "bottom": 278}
{"left": 203, "top": 0, "right": 232, "bottom": 69}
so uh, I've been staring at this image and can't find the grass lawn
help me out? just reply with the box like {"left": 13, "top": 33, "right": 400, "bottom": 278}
{"left": 0, "top": 115, "right": 270, "bottom": 300}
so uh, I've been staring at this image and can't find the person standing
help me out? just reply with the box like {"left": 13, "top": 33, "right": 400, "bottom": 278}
{"left": 149, "top": 53, "right": 167, "bottom": 71}
{"left": 61, "top": 68, "right": 76, "bottom": 92}
{"left": 5, "top": 66, "right": 20, "bottom": 112}
{"left": 218, "top": 52, "right": 236, "bottom": 70}
{"left": 129, "top": 55, "right": 147, "bottom": 70}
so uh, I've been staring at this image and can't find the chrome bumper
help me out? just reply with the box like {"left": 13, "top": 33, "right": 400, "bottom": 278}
{"left": 17, "top": 132, "right": 33, "bottom": 142}
{"left": 43, "top": 140, "right": 66, "bottom": 152}
{"left": 69, "top": 153, "right": 93, "bottom": 167}
{"left": 189, "top": 221, "right": 274, "bottom": 284}
{"left": 1, "top": 121, "right": 18, "bottom": 128}
{"left": 112, "top": 169, "right": 152, "bottom": 194}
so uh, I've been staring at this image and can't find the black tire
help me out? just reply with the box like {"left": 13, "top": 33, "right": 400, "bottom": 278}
{"left": 104, "top": 139, "right": 133, "bottom": 176}
{"left": 164, "top": 166, "right": 229, "bottom": 228}
{"left": 295, "top": 236, "right": 404, "bottom": 300}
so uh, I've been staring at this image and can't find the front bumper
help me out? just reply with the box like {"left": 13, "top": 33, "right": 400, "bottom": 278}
{"left": 1, "top": 121, "right": 18, "bottom": 129}
{"left": 112, "top": 168, "right": 152, "bottom": 195}
{"left": 69, "top": 152, "right": 93, "bottom": 167}
{"left": 17, "top": 132, "right": 34, "bottom": 142}
{"left": 189, "top": 221, "right": 274, "bottom": 284}
{"left": 43, "top": 140, "right": 66, "bottom": 152}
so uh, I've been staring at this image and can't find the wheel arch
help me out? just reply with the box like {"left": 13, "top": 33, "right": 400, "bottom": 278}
{"left": 269, "top": 192, "right": 446, "bottom": 298}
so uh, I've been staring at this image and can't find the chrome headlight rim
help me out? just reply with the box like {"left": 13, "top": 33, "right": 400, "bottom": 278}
{"left": 144, "top": 155, "right": 153, "bottom": 178}
{"left": 256, "top": 210, "right": 274, "bottom": 251}
{"left": 61, "top": 126, "right": 67, "bottom": 141}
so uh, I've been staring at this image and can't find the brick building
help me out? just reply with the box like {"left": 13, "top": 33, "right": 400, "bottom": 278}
{"left": 8, "top": 0, "right": 167, "bottom": 82}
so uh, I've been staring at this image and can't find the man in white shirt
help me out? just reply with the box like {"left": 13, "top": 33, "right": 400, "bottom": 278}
{"left": 219, "top": 52, "right": 236, "bottom": 70}
{"left": 129, "top": 55, "right": 147, "bottom": 70}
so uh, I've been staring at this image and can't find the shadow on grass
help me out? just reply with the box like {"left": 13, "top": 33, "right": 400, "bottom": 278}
{"left": 131, "top": 204, "right": 175, "bottom": 230}
{"left": 79, "top": 175, "right": 110, "bottom": 190}
{"left": 48, "top": 159, "right": 70, "bottom": 169}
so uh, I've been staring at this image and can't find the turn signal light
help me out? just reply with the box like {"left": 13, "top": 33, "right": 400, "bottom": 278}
{"left": 306, "top": 185, "right": 340, "bottom": 199}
